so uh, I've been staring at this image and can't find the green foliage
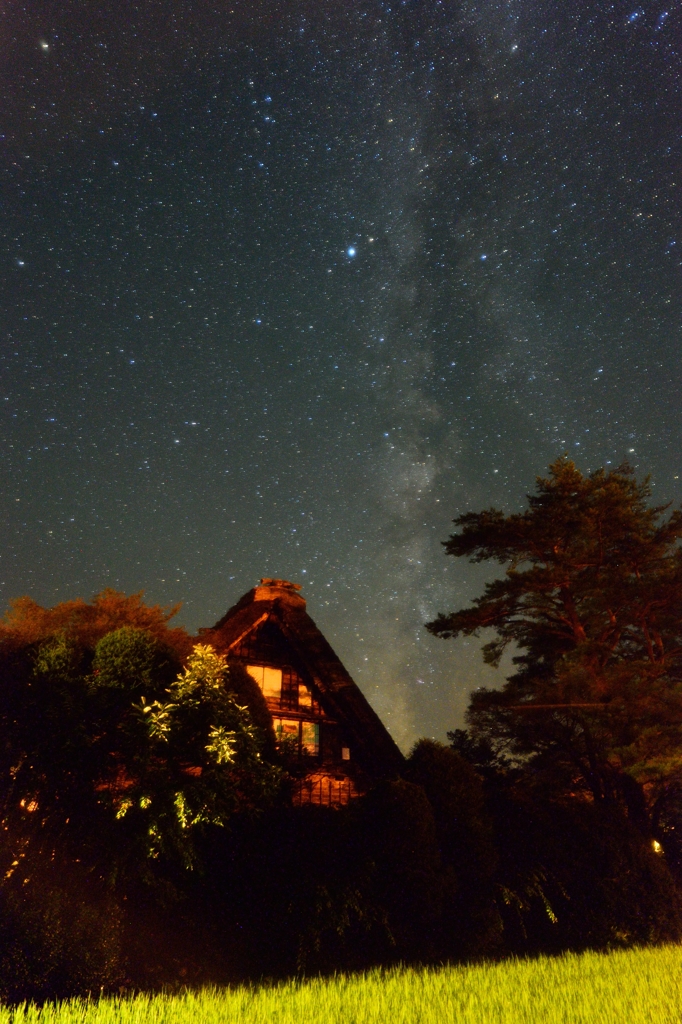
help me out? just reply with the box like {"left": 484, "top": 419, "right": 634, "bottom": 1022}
{"left": 0, "top": 626, "right": 282, "bottom": 881}
{"left": 212, "top": 805, "right": 391, "bottom": 976}
{"left": 32, "top": 632, "right": 84, "bottom": 682}
{"left": 405, "top": 740, "right": 501, "bottom": 956}
{"left": 4, "top": 947, "right": 682, "bottom": 1023}
{"left": 0, "top": 633, "right": 96, "bottom": 853}
{"left": 478, "top": 771, "right": 682, "bottom": 952}
{"left": 93, "top": 627, "right": 166, "bottom": 691}
{"left": 205, "top": 778, "right": 484, "bottom": 978}
{"left": 0, "top": 616, "right": 286, "bottom": 999}
{"left": 353, "top": 778, "right": 447, "bottom": 959}
{"left": 0, "top": 847, "right": 124, "bottom": 1004}
{"left": 110, "top": 644, "right": 283, "bottom": 871}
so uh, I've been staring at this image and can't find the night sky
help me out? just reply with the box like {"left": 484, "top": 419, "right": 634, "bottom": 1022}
{"left": 2, "top": 1, "right": 681, "bottom": 749}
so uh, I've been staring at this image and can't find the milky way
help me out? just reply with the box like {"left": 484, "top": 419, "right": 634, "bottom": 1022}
{"left": 1, "top": 1, "right": 680, "bottom": 747}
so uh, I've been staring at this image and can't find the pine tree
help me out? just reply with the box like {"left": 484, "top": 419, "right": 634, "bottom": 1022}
{"left": 428, "top": 458, "right": 682, "bottom": 837}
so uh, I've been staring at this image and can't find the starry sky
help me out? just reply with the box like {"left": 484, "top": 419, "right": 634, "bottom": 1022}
{"left": 2, "top": 0, "right": 681, "bottom": 749}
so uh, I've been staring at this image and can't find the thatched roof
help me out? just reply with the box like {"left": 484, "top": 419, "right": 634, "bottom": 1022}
{"left": 201, "top": 579, "right": 404, "bottom": 779}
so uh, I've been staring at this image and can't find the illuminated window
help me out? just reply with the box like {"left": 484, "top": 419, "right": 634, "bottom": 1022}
{"left": 274, "top": 718, "right": 300, "bottom": 748}
{"left": 247, "top": 664, "right": 282, "bottom": 698}
{"left": 301, "top": 721, "right": 320, "bottom": 755}
{"left": 272, "top": 719, "right": 320, "bottom": 756}
{"left": 341, "top": 747, "right": 350, "bottom": 761}
{"left": 281, "top": 667, "right": 299, "bottom": 708}
{"left": 298, "top": 683, "right": 313, "bottom": 708}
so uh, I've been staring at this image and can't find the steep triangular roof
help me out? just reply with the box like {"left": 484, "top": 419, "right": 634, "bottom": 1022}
{"left": 201, "top": 579, "right": 404, "bottom": 778}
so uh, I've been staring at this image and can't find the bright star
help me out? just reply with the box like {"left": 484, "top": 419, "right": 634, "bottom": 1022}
{"left": 347, "top": 247, "right": 356, "bottom": 258}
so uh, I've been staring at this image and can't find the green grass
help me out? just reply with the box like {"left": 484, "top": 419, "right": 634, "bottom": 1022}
{"left": 4, "top": 945, "right": 682, "bottom": 1024}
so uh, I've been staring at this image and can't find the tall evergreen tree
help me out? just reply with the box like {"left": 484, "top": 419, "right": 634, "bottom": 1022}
{"left": 428, "top": 459, "right": 682, "bottom": 838}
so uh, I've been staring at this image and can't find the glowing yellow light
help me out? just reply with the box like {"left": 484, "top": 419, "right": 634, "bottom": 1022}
{"left": 247, "top": 664, "right": 282, "bottom": 698}
{"left": 652, "top": 839, "right": 663, "bottom": 854}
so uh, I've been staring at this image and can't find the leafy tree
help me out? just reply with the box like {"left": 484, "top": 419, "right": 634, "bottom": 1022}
{"left": 93, "top": 626, "right": 170, "bottom": 691}
{"left": 0, "top": 605, "right": 282, "bottom": 883}
{"left": 108, "top": 643, "right": 282, "bottom": 874}
{"left": 0, "top": 846, "right": 125, "bottom": 1002}
{"left": 427, "top": 458, "right": 682, "bottom": 840}
{"left": 478, "top": 768, "right": 682, "bottom": 954}
{"left": 0, "top": 591, "right": 285, "bottom": 997}
{"left": 405, "top": 740, "right": 500, "bottom": 956}
{"left": 208, "top": 774, "right": 471, "bottom": 976}
{"left": 0, "top": 589, "right": 193, "bottom": 659}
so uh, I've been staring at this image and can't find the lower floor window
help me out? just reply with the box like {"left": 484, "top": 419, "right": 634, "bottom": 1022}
{"left": 301, "top": 721, "right": 320, "bottom": 755}
{"left": 274, "top": 718, "right": 320, "bottom": 756}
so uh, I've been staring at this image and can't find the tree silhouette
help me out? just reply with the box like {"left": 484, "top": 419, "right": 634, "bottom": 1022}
{"left": 428, "top": 458, "right": 682, "bottom": 839}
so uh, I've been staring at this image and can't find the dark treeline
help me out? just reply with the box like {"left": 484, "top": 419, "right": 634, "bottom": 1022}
{"left": 2, "top": 460, "right": 682, "bottom": 1001}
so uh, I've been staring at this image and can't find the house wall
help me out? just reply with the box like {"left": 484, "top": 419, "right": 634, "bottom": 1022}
{"left": 223, "top": 623, "right": 366, "bottom": 805}
{"left": 204, "top": 580, "right": 404, "bottom": 806}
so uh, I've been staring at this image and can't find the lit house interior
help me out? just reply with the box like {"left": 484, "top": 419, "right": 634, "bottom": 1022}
{"left": 201, "top": 578, "right": 404, "bottom": 806}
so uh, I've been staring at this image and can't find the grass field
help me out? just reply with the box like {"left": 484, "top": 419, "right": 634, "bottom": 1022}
{"left": 3, "top": 944, "right": 682, "bottom": 1024}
